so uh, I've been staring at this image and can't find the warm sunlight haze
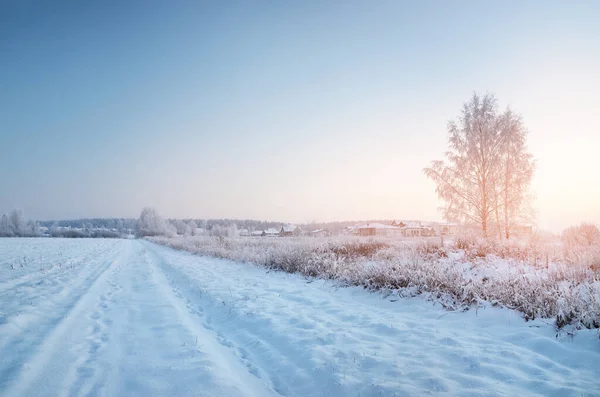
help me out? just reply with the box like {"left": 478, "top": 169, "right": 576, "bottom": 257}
{"left": 1, "top": 2, "right": 599, "bottom": 397}
{"left": 1, "top": 2, "right": 598, "bottom": 231}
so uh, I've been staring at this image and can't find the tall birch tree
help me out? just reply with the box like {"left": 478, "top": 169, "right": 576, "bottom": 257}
{"left": 424, "top": 93, "right": 535, "bottom": 238}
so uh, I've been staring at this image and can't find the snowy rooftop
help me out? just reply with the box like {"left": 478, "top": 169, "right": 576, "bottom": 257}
{"left": 281, "top": 225, "right": 299, "bottom": 232}
{"left": 356, "top": 223, "right": 399, "bottom": 229}
{"left": 402, "top": 222, "right": 423, "bottom": 229}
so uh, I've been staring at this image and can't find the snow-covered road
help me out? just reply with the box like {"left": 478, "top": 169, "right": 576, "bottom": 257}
{"left": 0, "top": 239, "right": 598, "bottom": 397}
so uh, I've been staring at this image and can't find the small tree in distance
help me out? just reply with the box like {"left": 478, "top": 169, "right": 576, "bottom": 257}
{"left": 172, "top": 219, "right": 188, "bottom": 235}
{"left": 9, "top": 208, "right": 26, "bottom": 236}
{"left": 137, "top": 207, "right": 172, "bottom": 237}
{"left": 0, "top": 213, "right": 13, "bottom": 237}
{"left": 188, "top": 220, "right": 198, "bottom": 236}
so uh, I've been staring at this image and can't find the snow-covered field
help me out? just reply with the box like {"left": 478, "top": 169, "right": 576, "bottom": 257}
{"left": 0, "top": 238, "right": 599, "bottom": 397}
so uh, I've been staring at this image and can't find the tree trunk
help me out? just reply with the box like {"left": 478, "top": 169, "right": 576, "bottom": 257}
{"left": 504, "top": 156, "right": 510, "bottom": 239}
{"left": 494, "top": 195, "right": 502, "bottom": 239}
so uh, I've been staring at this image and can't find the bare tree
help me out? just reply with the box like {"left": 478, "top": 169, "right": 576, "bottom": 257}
{"left": 116, "top": 219, "right": 125, "bottom": 233}
{"left": 172, "top": 219, "right": 188, "bottom": 235}
{"left": 497, "top": 109, "right": 535, "bottom": 238}
{"left": 188, "top": 220, "right": 198, "bottom": 236}
{"left": 424, "top": 94, "right": 501, "bottom": 237}
{"left": 0, "top": 213, "right": 13, "bottom": 237}
{"left": 424, "top": 93, "right": 535, "bottom": 238}
{"left": 27, "top": 220, "right": 41, "bottom": 237}
{"left": 209, "top": 223, "right": 239, "bottom": 238}
{"left": 9, "top": 208, "right": 26, "bottom": 237}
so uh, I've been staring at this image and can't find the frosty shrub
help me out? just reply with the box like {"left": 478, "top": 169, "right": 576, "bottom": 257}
{"left": 149, "top": 235, "right": 600, "bottom": 331}
{"left": 137, "top": 207, "right": 175, "bottom": 237}
{"left": 563, "top": 223, "right": 600, "bottom": 249}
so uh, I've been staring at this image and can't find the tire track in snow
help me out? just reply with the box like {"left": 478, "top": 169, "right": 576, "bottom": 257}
{"left": 5, "top": 240, "right": 280, "bottom": 397}
{"left": 60, "top": 253, "right": 126, "bottom": 397}
{"left": 1, "top": 241, "right": 130, "bottom": 397}
{"left": 142, "top": 241, "right": 344, "bottom": 397}
{"left": 143, "top": 245, "right": 279, "bottom": 397}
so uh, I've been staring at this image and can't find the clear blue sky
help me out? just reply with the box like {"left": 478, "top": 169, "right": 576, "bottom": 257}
{"left": 1, "top": 1, "right": 598, "bottom": 231}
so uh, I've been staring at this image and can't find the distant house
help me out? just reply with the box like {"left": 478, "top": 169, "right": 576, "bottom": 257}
{"left": 422, "top": 227, "right": 436, "bottom": 237}
{"left": 356, "top": 223, "right": 380, "bottom": 236}
{"left": 342, "top": 226, "right": 357, "bottom": 235}
{"left": 350, "top": 221, "right": 444, "bottom": 238}
{"left": 264, "top": 228, "right": 280, "bottom": 237}
{"left": 238, "top": 229, "right": 250, "bottom": 236}
{"left": 357, "top": 226, "right": 375, "bottom": 236}
{"left": 356, "top": 223, "right": 404, "bottom": 237}
{"left": 436, "top": 223, "right": 460, "bottom": 236}
{"left": 309, "top": 229, "right": 330, "bottom": 238}
{"left": 389, "top": 221, "right": 431, "bottom": 237}
{"left": 280, "top": 225, "right": 301, "bottom": 237}
{"left": 250, "top": 230, "right": 266, "bottom": 237}
{"left": 402, "top": 223, "right": 425, "bottom": 237}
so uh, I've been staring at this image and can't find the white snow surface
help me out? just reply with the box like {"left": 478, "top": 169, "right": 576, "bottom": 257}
{"left": 0, "top": 238, "right": 598, "bottom": 397}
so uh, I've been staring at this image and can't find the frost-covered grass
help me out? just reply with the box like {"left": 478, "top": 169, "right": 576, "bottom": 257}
{"left": 149, "top": 235, "right": 600, "bottom": 331}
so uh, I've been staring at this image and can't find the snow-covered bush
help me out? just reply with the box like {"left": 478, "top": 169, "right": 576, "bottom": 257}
{"left": 563, "top": 223, "right": 600, "bottom": 249}
{"left": 209, "top": 224, "right": 238, "bottom": 238}
{"left": 171, "top": 219, "right": 188, "bottom": 235}
{"left": 137, "top": 207, "right": 174, "bottom": 237}
{"left": 149, "top": 235, "right": 600, "bottom": 331}
{"left": 0, "top": 209, "right": 42, "bottom": 237}
{"left": 0, "top": 213, "right": 14, "bottom": 237}
{"left": 187, "top": 220, "right": 198, "bottom": 236}
{"left": 91, "top": 229, "right": 121, "bottom": 238}
{"left": 51, "top": 228, "right": 88, "bottom": 238}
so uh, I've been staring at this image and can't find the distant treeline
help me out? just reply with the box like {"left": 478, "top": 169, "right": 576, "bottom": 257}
{"left": 1, "top": 209, "right": 134, "bottom": 238}
{"left": 3, "top": 206, "right": 423, "bottom": 239}
{"left": 138, "top": 208, "right": 398, "bottom": 238}
{"left": 39, "top": 218, "right": 138, "bottom": 231}
{"left": 184, "top": 219, "right": 283, "bottom": 232}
